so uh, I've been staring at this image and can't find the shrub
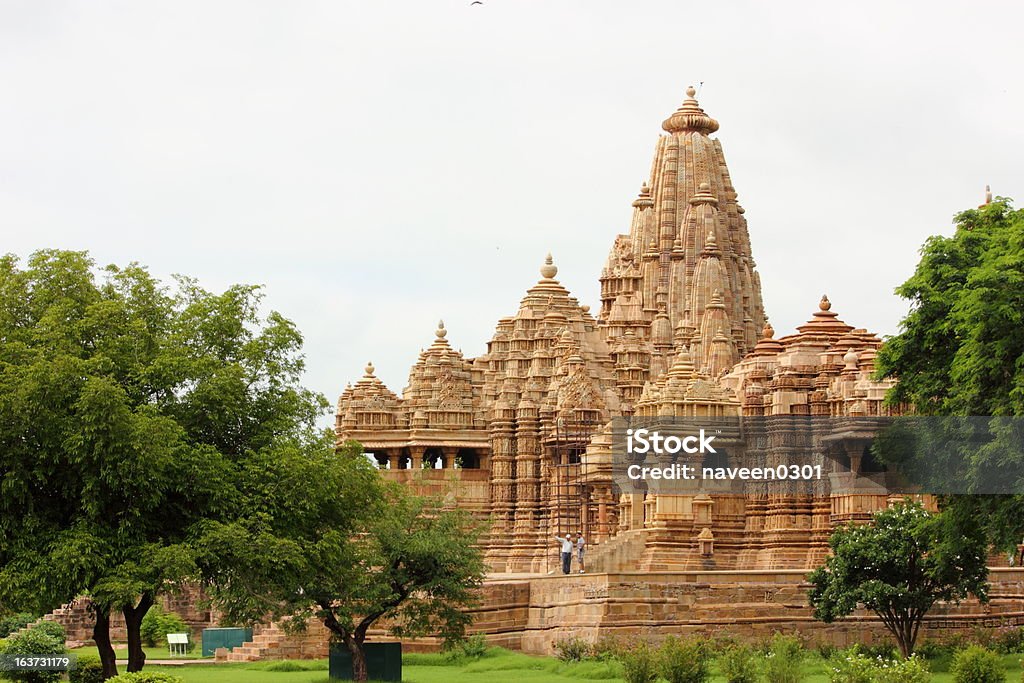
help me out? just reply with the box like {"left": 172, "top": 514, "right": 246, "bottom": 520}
{"left": 261, "top": 661, "right": 306, "bottom": 672}
{"left": 657, "top": 635, "right": 709, "bottom": 683}
{"left": 29, "top": 621, "right": 65, "bottom": 646}
{"left": 139, "top": 606, "right": 189, "bottom": 649}
{"left": 762, "top": 634, "right": 805, "bottom": 683}
{"left": 874, "top": 655, "right": 931, "bottom": 683}
{"left": 592, "top": 636, "right": 623, "bottom": 662}
{"left": 826, "top": 651, "right": 876, "bottom": 683}
{"left": 0, "top": 627, "right": 66, "bottom": 683}
{"left": 850, "top": 643, "right": 898, "bottom": 661}
{"left": 718, "top": 644, "right": 760, "bottom": 683}
{"left": 442, "top": 633, "right": 490, "bottom": 663}
{"left": 826, "top": 651, "right": 931, "bottom": 683}
{"left": 619, "top": 641, "right": 658, "bottom": 683}
{"left": 994, "top": 627, "right": 1024, "bottom": 654}
{"left": 0, "top": 614, "right": 35, "bottom": 639}
{"left": 68, "top": 655, "right": 105, "bottom": 683}
{"left": 554, "top": 636, "right": 592, "bottom": 662}
{"left": 915, "top": 640, "right": 951, "bottom": 660}
{"left": 949, "top": 645, "right": 1004, "bottom": 683}
{"left": 106, "top": 674, "right": 184, "bottom": 683}
{"left": 458, "top": 633, "right": 489, "bottom": 659}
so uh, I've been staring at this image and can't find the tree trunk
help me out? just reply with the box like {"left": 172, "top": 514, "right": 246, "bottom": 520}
{"left": 345, "top": 634, "right": 368, "bottom": 683}
{"left": 90, "top": 603, "right": 118, "bottom": 680}
{"left": 123, "top": 593, "right": 155, "bottom": 673}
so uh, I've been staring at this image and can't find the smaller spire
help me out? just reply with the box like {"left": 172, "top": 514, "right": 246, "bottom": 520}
{"left": 690, "top": 181, "right": 719, "bottom": 207}
{"left": 540, "top": 253, "right": 558, "bottom": 279}
{"left": 632, "top": 181, "right": 654, "bottom": 209}
{"left": 980, "top": 184, "right": 993, "bottom": 208}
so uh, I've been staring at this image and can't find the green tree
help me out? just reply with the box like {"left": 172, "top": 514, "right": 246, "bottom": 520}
{"left": 0, "top": 250, "right": 327, "bottom": 678}
{"left": 808, "top": 501, "right": 989, "bottom": 657}
{"left": 195, "top": 443, "right": 487, "bottom": 682}
{"left": 875, "top": 198, "right": 1024, "bottom": 552}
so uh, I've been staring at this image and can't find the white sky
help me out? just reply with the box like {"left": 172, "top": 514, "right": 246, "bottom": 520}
{"left": 2, "top": 1, "right": 1022, "bottom": 424}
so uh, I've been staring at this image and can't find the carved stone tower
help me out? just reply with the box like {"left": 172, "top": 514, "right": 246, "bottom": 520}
{"left": 599, "top": 86, "right": 766, "bottom": 379}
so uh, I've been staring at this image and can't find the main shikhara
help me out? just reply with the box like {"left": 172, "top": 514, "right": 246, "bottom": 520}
{"left": 335, "top": 86, "right": 901, "bottom": 575}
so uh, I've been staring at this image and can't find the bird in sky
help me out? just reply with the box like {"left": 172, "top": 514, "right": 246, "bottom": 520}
{"left": 471, "top": 1, "right": 483, "bottom": 5}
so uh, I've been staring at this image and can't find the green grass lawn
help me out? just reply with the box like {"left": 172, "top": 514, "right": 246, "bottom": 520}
{"left": 110, "top": 648, "right": 1024, "bottom": 683}
{"left": 69, "top": 643, "right": 207, "bottom": 660}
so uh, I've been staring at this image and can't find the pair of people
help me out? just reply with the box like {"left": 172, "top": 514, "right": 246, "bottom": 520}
{"left": 554, "top": 532, "right": 586, "bottom": 574}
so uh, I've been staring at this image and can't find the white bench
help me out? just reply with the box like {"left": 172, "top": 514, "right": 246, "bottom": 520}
{"left": 167, "top": 633, "right": 189, "bottom": 657}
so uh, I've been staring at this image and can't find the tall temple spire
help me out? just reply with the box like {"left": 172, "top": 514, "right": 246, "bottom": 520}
{"left": 599, "top": 86, "right": 766, "bottom": 377}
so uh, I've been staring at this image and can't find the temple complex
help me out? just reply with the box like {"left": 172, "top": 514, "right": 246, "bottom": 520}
{"left": 335, "top": 85, "right": 901, "bottom": 575}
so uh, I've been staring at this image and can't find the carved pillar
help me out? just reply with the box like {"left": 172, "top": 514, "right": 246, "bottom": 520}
{"left": 410, "top": 446, "right": 425, "bottom": 471}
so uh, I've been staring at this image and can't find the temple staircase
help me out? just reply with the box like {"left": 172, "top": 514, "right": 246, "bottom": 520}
{"left": 586, "top": 529, "right": 648, "bottom": 573}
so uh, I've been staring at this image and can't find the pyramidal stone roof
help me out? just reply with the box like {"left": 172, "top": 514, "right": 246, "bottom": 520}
{"left": 599, "top": 86, "right": 766, "bottom": 378}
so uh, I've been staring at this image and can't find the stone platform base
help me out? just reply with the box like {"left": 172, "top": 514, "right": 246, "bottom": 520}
{"left": 264, "top": 568, "right": 1024, "bottom": 658}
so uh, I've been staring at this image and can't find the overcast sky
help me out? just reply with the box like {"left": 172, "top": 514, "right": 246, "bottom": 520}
{"left": 2, "top": 1, "right": 1021, "bottom": 422}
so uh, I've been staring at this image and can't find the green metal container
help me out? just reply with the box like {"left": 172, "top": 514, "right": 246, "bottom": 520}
{"left": 329, "top": 642, "right": 402, "bottom": 681}
{"left": 200, "top": 627, "right": 253, "bottom": 657}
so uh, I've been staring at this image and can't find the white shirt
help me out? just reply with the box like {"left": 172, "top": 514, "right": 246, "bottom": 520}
{"left": 555, "top": 536, "right": 573, "bottom": 553}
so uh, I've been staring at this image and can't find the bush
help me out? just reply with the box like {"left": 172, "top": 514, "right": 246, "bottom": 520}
{"left": 826, "top": 651, "right": 877, "bottom": 683}
{"left": 106, "top": 674, "right": 184, "bottom": 683}
{"left": 441, "top": 633, "right": 490, "bottom": 663}
{"left": 68, "top": 655, "right": 105, "bottom": 683}
{"left": 619, "top": 641, "right": 658, "bottom": 683}
{"left": 950, "top": 645, "right": 1004, "bottom": 683}
{"left": 458, "top": 633, "right": 489, "bottom": 659}
{"left": 657, "top": 636, "right": 709, "bottom": 683}
{"left": 139, "top": 606, "right": 189, "bottom": 649}
{"left": 826, "top": 651, "right": 931, "bottom": 683}
{"left": 874, "top": 655, "right": 931, "bottom": 683}
{"left": 0, "top": 627, "right": 66, "bottom": 683}
{"left": 994, "top": 627, "right": 1024, "bottom": 654}
{"left": 762, "top": 634, "right": 805, "bottom": 683}
{"left": 915, "top": 640, "right": 952, "bottom": 660}
{"left": 850, "top": 643, "right": 898, "bottom": 661}
{"left": 260, "top": 661, "right": 306, "bottom": 672}
{"left": 718, "top": 644, "right": 760, "bottom": 683}
{"left": 554, "top": 636, "right": 593, "bottom": 662}
{"left": 0, "top": 614, "right": 35, "bottom": 639}
{"left": 28, "top": 621, "right": 65, "bottom": 645}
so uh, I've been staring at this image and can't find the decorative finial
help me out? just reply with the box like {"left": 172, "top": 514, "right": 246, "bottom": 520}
{"left": 985, "top": 185, "right": 992, "bottom": 204}
{"left": 436, "top": 320, "right": 447, "bottom": 339}
{"left": 819, "top": 295, "right": 831, "bottom": 311}
{"left": 762, "top": 322, "right": 775, "bottom": 339}
{"left": 662, "top": 85, "right": 719, "bottom": 135}
{"left": 699, "top": 181, "right": 710, "bottom": 191}
{"left": 540, "top": 253, "right": 558, "bottom": 279}
{"left": 705, "top": 229, "right": 717, "bottom": 247}
{"left": 365, "top": 361, "right": 375, "bottom": 376}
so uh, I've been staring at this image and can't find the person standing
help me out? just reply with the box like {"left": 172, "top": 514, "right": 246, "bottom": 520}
{"left": 576, "top": 533, "right": 586, "bottom": 573}
{"left": 554, "top": 533, "right": 573, "bottom": 574}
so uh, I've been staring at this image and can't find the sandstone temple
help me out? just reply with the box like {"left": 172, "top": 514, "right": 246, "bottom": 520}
{"left": 328, "top": 86, "right": 1023, "bottom": 652}
{"left": 335, "top": 85, "right": 902, "bottom": 574}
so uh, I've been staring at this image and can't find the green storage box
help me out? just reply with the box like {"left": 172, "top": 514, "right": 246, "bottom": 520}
{"left": 329, "top": 642, "right": 402, "bottom": 681}
{"left": 201, "top": 627, "right": 253, "bottom": 657}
